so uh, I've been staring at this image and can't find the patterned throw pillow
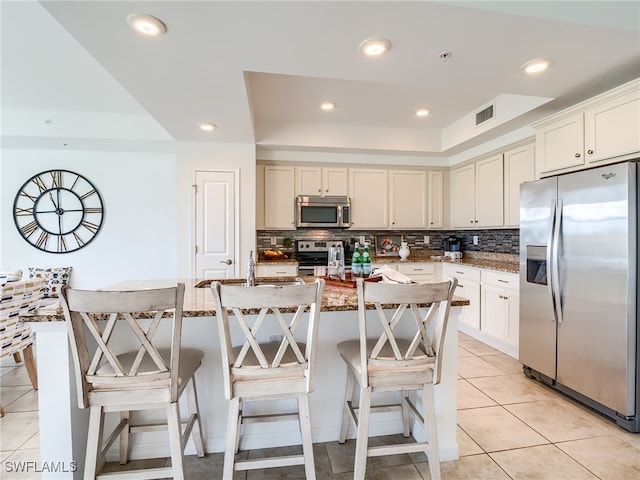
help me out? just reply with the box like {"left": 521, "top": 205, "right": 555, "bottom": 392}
{"left": 28, "top": 267, "right": 72, "bottom": 298}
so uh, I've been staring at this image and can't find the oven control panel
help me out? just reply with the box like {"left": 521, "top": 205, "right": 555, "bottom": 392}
{"left": 295, "top": 240, "right": 343, "bottom": 252}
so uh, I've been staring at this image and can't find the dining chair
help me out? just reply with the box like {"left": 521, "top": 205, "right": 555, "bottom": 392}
{"left": 210, "top": 278, "right": 324, "bottom": 479}
{"left": 60, "top": 283, "right": 205, "bottom": 479}
{"left": 0, "top": 278, "right": 45, "bottom": 417}
{"left": 337, "top": 277, "right": 457, "bottom": 480}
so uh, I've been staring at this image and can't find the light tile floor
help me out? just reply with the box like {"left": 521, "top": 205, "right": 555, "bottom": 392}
{"left": 1, "top": 333, "right": 639, "bottom": 479}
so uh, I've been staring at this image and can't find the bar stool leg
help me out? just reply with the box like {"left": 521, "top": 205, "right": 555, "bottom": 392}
{"left": 186, "top": 377, "right": 205, "bottom": 457}
{"left": 119, "top": 411, "right": 130, "bottom": 464}
{"left": 401, "top": 389, "right": 411, "bottom": 437}
{"left": 298, "top": 393, "right": 316, "bottom": 480}
{"left": 423, "top": 383, "right": 441, "bottom": 480}
{"left": 167, "top": 402, "right": 185, "bottom": 479}
{"left": 338, "top": 366, "right": 355, "bottom": 443}
{"left": 353, "top": 386, "right": 371, "bottom": 480}
{"left": 224, "top": 397, "right": 241, "bottom": 479}
{"left": 85, "top": 406, "right": 104, "bottom": 479}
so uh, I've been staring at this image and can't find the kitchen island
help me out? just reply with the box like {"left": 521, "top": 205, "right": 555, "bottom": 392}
{"left": 26, "top": 278, "right": 468, "bottom": 479}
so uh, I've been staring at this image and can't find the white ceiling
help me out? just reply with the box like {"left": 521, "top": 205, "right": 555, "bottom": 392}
{"left": 2, "top": 0, "right": 639, "bottom": 157}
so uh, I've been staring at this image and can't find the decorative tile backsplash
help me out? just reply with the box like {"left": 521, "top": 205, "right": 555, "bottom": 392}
{"left": 257, "top": 228, "right": 519, "bottom": 254}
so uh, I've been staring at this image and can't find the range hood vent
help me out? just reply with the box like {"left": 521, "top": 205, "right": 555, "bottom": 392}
{"left": 475, "top": 104, "right": 494, "bottom": 126}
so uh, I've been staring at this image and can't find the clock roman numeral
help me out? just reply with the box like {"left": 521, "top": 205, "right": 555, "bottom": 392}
{"left": 58, "top": 235, "right": 68, "bottom": 253}
{"left": 19, "top": 221, "right": 39, "bottom": 238}
{"left": 31, "top": 175, "right": 47, "bottom": 193}
{"left": 81, "top": 221, "right": 100, "bottom": 234}
{"left": 72, "top": 232, "right": 86, "bottom": 248}
{"left": 83, "top": 207, "right": 103, "bottom": 214}
{"left": 80, "top": 188, "right": 97, "bottom": 200}
{"left": 14, "top": 207, "right": 34, "bottom": 216}
{"left": 50, "top": 170, "right": 62, "bottom": 188}
{"left": 19, "top": 190, "right": 38, "bottom": 202}
{"left": 35, "top": 231, "right": 49, "bottom": 249}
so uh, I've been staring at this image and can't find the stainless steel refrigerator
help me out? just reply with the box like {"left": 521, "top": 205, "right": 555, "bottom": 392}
{"left": 519, "top": 160, "right": 639, "bottom": 432}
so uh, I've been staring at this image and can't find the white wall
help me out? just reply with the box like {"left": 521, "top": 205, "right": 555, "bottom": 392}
{"left": 175, "top": 141, "right": 257, "bottom": 279}
{"left": 1, "top": 148, "right": 178, "bottom": 289}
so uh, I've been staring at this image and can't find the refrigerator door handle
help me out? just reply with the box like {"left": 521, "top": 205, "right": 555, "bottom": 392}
{"left": 552, "top": 199, "right": 564, "bottom": 324}
{"left": 547, "top": 199, "right": 559, "bottom": 323}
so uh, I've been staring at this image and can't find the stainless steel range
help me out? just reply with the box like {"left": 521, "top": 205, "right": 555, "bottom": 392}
{"left": 295, "top": 240, "right": 344, "bottom": 276}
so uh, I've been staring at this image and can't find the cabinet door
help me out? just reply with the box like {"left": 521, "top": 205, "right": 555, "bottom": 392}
{"left": 349, "top": 168, "right": 388, "bottom": 229}
{"left": 506, "top": 289, "right": 519, "bottom": 346}
{"left": 451, "top": 164, "right": 475, "bottom": 228}
{"left": 536, "top": 113, "right": 585, "bottom": 175}
{"left": 504, "top": 144, "right": 535, "bottom": 227}
{"left": 481, "top": 284, "right": 508, "bottom": 339}
{"left": 264, "top": 166, "right": 295, "bottom": 229}
{"left": 442, "top": 265, "right": 480, "bottom": 330}
{"left": 475, "top": 154, "right": 504, "bottom": 227}
{"left": 428, "top": 171, "right": 444, "bottom": 228}
{"left": 323, "top": 167, "right": 348, "bottom": 196}
{"left": 585, "top": 90, "right": 640, "bottom": 163}
{"left": 296, "top": 166, "right": 322, "bottom": 195}
{"left": 389, "top": 170, "right": 427, "bottom": 229}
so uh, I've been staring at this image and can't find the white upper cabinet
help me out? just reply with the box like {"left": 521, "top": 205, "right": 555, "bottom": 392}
{"left": 428, "top": 171, "right": 444, "bottom": 229}
{"left": 585, "top": 89, "right": 640, "bottom": 164}
{"left": 349, "top": 168, "right": 388, "bottom": 229}
{"left": 475, "top": 154, "right": 504, "bottom": 227}
{"left": 504, "top": 143, "right": 535, "bottom": 227}
{"left": 296, "top": 166, "right": 348, "bottom": 196}
{"left": 264, "top": 166, "right": 296, "bottom": 229}
{"left": 451, "top": 164, "right": 476, "bottom": 228}
{"left": 451, "top": 155, "right": 504, "bottom": 229}
{"left": 535, "top": 79, "right": 640, "bottom": 177}
{"left": 389, "top": 170, "right": 427, "bottom": 229}
{"left": 536, "top": 113, "right": 585, "bottom": 175}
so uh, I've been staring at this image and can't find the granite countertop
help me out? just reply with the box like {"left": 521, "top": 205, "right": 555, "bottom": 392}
{"left": 24, "top": 277, "right": 469, "bottom": 322}
{"left": 258, "top": 251, "right": 519, "bottom": 274}
{"left": 371, "top": 250, "right": 519, "bottom": 274}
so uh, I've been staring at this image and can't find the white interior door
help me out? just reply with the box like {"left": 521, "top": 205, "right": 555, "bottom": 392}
{"left": 195, "top": 170, "right": 236, "bottom": 279}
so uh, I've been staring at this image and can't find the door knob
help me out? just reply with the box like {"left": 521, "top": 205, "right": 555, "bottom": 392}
{"left": 220, "top": 259, "right": 233, "bottom": 265}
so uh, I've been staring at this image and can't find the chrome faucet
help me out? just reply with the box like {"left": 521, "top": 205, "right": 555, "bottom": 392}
{"left": 247, "top": 250, "right": 256, "bottom": 286}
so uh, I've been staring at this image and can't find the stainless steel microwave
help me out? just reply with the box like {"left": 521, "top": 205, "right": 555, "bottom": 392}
{"left": 296, "top": 196, "right": 351, "bottom": 228}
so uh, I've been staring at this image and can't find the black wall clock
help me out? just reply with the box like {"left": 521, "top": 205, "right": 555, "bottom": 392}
{"left": 13, "top": 169, "right": 105, "bottom": 253}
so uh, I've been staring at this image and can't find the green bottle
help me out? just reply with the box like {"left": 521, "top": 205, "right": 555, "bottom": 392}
{"left": 351, "top": 242, "right": 362, "bottom": 277}
{"left": 362, "top": 242, "right": 371, "bottom": 277}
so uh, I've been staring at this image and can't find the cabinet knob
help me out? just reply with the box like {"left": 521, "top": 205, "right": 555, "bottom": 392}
{"left": 587, "top": 149, "right": 594, "bottom": 155}
{"left": 470, "top": 220, "right": 474, "bottom": 224}
{"left": 474, "top": 220, "right": 479, "bottom": 223}
{"left": 318, "top": 188, "right": 321, "bottom": 192}
{"left": 430, "top": 222, "right": 434, "bottom": 225}
{"left": 325, "top": 189, "right": 329, "bottom": 192}
{"left": 575, "top": 153, "right": 581, "bottom": 158}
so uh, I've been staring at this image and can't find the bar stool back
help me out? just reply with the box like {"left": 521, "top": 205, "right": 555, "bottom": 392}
{"left": 337, "top": 278, "right": 457, "bottom": 480}
{"left": 60, "top": 283, "right": 205, "bottom": 479}
{"left": 211, "top": 278, "right": 324, "bottom": 479}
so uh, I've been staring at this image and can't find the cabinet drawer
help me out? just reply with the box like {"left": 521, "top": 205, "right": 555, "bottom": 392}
{"left": 481, "top": 270, "right": 518, "bottom": 289}
{"left": 256, "top": 264, "right": 298, "bottom": 277}
{"left": 397, "top": 262, "right": 436, "bottom": 275}
{"left": 442, "top": 265, "right": 481, "bottom": 282}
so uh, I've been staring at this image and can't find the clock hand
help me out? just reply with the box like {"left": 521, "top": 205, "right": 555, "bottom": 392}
{"left": 48, "top": 191, "right": 58, "bottom": 210}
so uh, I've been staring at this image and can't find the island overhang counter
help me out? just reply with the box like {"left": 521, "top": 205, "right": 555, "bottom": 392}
{"left": 26, "top": 278, "right": 468, "bottom": 479}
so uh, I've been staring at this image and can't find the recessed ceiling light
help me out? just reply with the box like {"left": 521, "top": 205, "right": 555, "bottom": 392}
{"left": 415, "top": 108, "right": 430, "bottom": 117}
{"left": 127, "top": 13, "right": 167, "bottom": 36}
{"left": 521, "top": 58, "right": 551, "bottom": 74}
{"left": 198, "top": 122, "right": 217, "bottom": 132}
{"left": 320, "top": 101, "right": 336, "bottom": 111}
{"left": 359, "top": 38, "right": 391, "bottom": 57}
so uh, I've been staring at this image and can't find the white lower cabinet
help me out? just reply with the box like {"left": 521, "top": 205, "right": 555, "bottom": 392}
{"left": 442, "top": 264, "right": 519, "bottom": 358}
{"left": 442, "top": 264, "right": 480, "bottom": 332}
{"left": 480, "top": 270, "right": 519, "bottom": 357}
{"left": 256, "top": 263, "right": 298, "bottom": 277}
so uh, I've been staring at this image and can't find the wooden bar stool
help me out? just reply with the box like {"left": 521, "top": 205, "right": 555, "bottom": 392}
{"left": 211, "top": 279, "right": 324, "bottom": 479}
{"left": 60, "top": 283, "right": 205, "bottom": 479}
{"left": 337, "top": 278, "right": 457, "bottom": 480}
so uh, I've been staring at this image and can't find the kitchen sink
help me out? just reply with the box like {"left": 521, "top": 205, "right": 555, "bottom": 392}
{"left": 194, "top": 278, "right": 304, "bottom": 288}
